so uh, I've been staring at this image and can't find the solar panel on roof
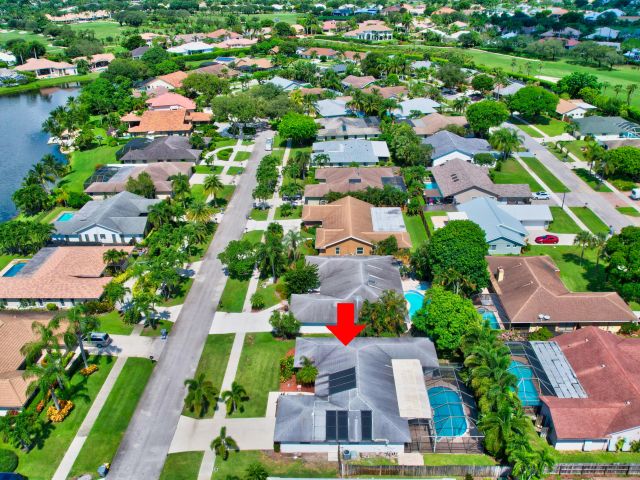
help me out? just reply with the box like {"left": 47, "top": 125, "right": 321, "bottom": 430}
{"left": 329, "top": 367, "right": 357, "bottom": 394}
{"left": 361, "top": 411, "right": 372, "bottom": 441}
{"left": 337, "top": 411, "right": 349, "bottom": 441}
{"left": 326, "top": 410, "right": 337, "bottom": 441}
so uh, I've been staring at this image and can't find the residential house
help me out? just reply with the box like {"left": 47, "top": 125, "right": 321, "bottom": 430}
{"left": 139, "top": 71, "right": 188, "bottom": 92}
{"left": 493, "top": 81, "right": 525, "bottom": 98}
{"left": 624, "top": 48, "right": 640, "bottom": 62}
{"left": 407, "top": 113, "right": 468, "bottom": 137}
{"left": 586, "top": 27, "right": 620, "bottom": 39}
{"left": 0, "top": 51, "right": 16, "bottom": 65}
{"left": 84, "top": 162, "right": 193, "bottom": 198}
{"left": 497, "top": 204, "right": 553, "bottom": 228}
{"left": 541, "top": 27, "right": 581, "bottom": 38}
{"left": 299, "top": 47, "right": 339, "bottom": 59}
{"left": 341, "top": 75, "right": 377, "bottom": 90}
{"left": 121, "top": 109, "right": 211, "bottom": 136}
{"left": 0, "top": 246, "right": 134, "bottom": 309}
{"left": 344, "top": 20, "right": 393, "bottom": 41}
{"left": 574, "top": 116, "right": 640, "bottom": 139}
{"left": 73, "top": 53, "right": 115, "bottom": 72}
{"left": 458, "top": 197, "right": 528, "bottom": 254}
{"left": 316, "top": 116, "right": 381, "bottom": 140}
{"left": 422, "top": 131, "right": 495, "bottom": 166}
{"left": 556, "top": 99, "right": 596, "bottom": 120}
{"left": 304, "top": 167, "right": 405, "bottom": 204}
{"left": 429, "top": 158, "right": 531, "bottom": 204}
{"left": 322, "top": 20, "right": 342, "bottom": 34}
{"left": 45, "top": 10, "right": 110, "bottom": 23}
{"left": 302, "top": 196, "right": 411, "bottom": 255}
{"left": 539, "top": 328, "right": 640, "bottom": 451}
{"left": 486, "top": 255, "right": 636, "bottom": 331}
{"left": 167, "top": 41, "right": 214, "bottom": 55}
{"left": 118, "top": 136, "right": 201, "bottom": 163}
{"left": 315, "top": 99, "right": 351, "bottom": 118}
{"left": 192, "top": 63, "right": 240, "bottom": 77}
{"left": 289, "top": 256, "right": 405, "bottom": 324}
{"left": 14, "top": 58, "right": 77, "bottom": 79}
{"left": 53, "top": 191, "right": 160, "bottom": 244}
{"left": 0, "top": 68, "right": 26, "bottom": 86}
{"left": 140, "top": 33, "right": 166, "bottom": 45}
{"left": 433, "top": 6, "right": 457, "bottom": 15}
{"left": 274, "top": 337, "right": 439, "bottom": 453}
{"left": 392, "top": 98, "right": 441, "bottom": 119}
{"left": 411, "top": 60, "right": 432, "bottom": 70}
{"left": 312, "top": 139, "right": 390, "bottom": 166}
{"left": 267, "top": 76, "right": 305, "bottom": 91}
{"left": 146, "top": 92, "right": 196, "bottom": 111}
{"left": 205, "top": 29, "right": 241, "bottom": 42}
{"left": 212, "top": 38, "right": 258, "bottom": 49}
{"left": 343, "top": 50, "right": 367, "bottom": 62}
{"left": 363, "top": 85, "right": 408, "bottom": 99}
{"left": 233, "top": 57, "right": 273, "bottom": 71}
{"left": 130, "top": 45, "right": 150, "bottom": 60}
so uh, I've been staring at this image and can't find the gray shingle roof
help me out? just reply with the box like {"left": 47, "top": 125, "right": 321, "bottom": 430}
{"left": 53, "top": 191, "right": 160, "bottom": 236}
{"left": 316, "top": 116, "right": 381, "bottom": 137}
{"left": 119, "top": 136, "right": 201, "bottom": 163}
{"left": 315, "top": 99, "right": 349, "bottom": 118}
{"left": 458, "top": 197, "right": 527, "bottom": 245}
{"left": 312, "top": 139, "right": 389, "bottom": 165}
{"left": 574, "top": 116, "right": 640, "bottom": 136}
{"left": 422, "top": 131, "right": 492, "bottom": 159}
{"left": 290, "top": 256, "right": 404, "bottom": 325}
{"left": 274, "top": 337, "right": 439, "bottom": 444}
{"left": 267, "top": 76, "right": 305, "bottom": 91}
{"left": 393, "top": 98, "right": 441, "bottom": 117}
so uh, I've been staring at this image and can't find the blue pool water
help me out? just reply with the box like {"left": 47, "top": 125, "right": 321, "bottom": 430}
{"left": 424, "top": 181, "right": 438, "bottom": 190}
{"left": 428, "top": 386, "right": 467, "bottom": 437}
{"left": 509, "top": 360, "right": 540, "bottom": 406}
{"left": 57, "top": 212, "right": 75, "bottom": 222}
{"left": 405, "top": 290, "right": 424, "bottom": 318}
{"left": 3, "top": 262, "right": 26, "bottom": 277}
{"left": 481, "top": 311, "right": 499, "bottom": 329}
{"left": 215, "top": 56, "right": 235, "bottom": 62}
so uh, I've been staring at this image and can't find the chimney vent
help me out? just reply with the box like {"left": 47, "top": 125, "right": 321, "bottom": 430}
{"left": 497, "top": 266, "right": 505, "bottom": 282}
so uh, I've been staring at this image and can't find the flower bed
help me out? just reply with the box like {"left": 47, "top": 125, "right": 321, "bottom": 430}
{"left": 47, "top": 399, "right": 74, "bottom": 422}
{"left": 80, "top": 364, "right": 99, "bottom": 376}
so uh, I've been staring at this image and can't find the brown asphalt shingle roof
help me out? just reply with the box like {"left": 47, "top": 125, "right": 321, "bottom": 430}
{"left": 304, "top": 167, "right": 400, "bottom": 198}
{"left": 192, "top": 63, "right": 240, "bottom": 77}
{"left": 342, "top": 75, "right": 377, "bottom": 89}
{"left": 487, "top": 256, "right": 636, "bottom": 325}
{"left": 85, "top": 162, "right": 194, "bottom": 195}
{"left": 410, "top": 113, "right": 468, "bottom": 136}
{"left": 156, "top": 71, "right": 188, "bottom": 88}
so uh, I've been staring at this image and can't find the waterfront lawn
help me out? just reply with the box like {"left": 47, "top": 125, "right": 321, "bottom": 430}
{"left": 617, "top": 206, "right": 640, "bottom": 217}
{"left": 569, "top": 207, "right": 609, "bottom": 235}
{"left": 233, "top": 333, "right": 294, "bottom": 418}
{"left": 5, "top": 355, "right": 116, "bottom": 480}
{"left": 525, "top": 245, "right": 605, "bottom": 291}
{"left": 182, "top": 334, "right": 234, "bottom": 418}
{"left": 234, "top": 151, "right": 251, "bottom": 162}
{"left": 97, "top": 310, "right": 134, "bottom": 335}
{"left": 60, "top": 145, "right": 120, "bottom": 193}
{"left": 422, "top": 453, "right": 497, "bottom": 466}
{"left": 218, "top": 278, "right": 249, "bottom": 313}
{"left": 403, "top": 213, "right": 429, "bottom": 249}
{"left": 212, "top": 451, "right": 337, "bottom": 479}
{"left": 274, "top": 205, "right": 302, "bottom": 220}
{"left": 491, "top": 158, "right": 543, "bottom": 191}
{"left": 574, "top": 168, "right": 612, "bottom": 192}
{"left": 0, "top": 74, "right": 97, "bottom": 96}
{"left": 548, "top": 207, "right": 581, "bottom": 234}
{"left": 521, "top": 157, "right": 570, "bottom": 193}
{"left": 159, "top": 452, "right": 204, "bottom": 480}
{"left": 69, "top": 358, "right": 154, "bottom": 478}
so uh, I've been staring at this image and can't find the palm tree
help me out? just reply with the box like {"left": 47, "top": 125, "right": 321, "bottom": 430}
{"left": 203, "top": 173, "right": 224, "bottom": 207}
{"left": 184, "top": 373, "right": 218, "bottom": 417}
{"left": 41, "top": 153, "right": 66, "bottom": 177}
{"left": 573, "top": 230, "right": 595, "bottom": 265}
{"left": 489, "top": 128, "right": 522, "bottom": 160}
{"left": 593, "top": 232, "right": 608, "bottom": 268}
{"left": 256, "top": 240, "right": 284, "bottom": 282}
{"left": 451, "top": 96, "right": 469, "bottom": 114}
{"left": 61, "top": 306, "right": 100, "bottom": 369}
{"left": 170, "top": 173, "right": 191, "bottom": 202}
{"left": 511, "top": 446, "right": 555, "bottom": 480}
{"left": 148, "top": 201, "right": 174, "bottom": 229}
{"left": 626, "top": 84, "right": 638, "bottom": 106}
{"left": 583, "top": 142, "right": 605, "bottom": 174}
{"left": 186, "top": 199, "right": 215, "bottom": 224}
{"left": 601, "top": 81, "right": 611, "bottom": 95}
{"left": 20, "top": 318, "right": 62, "bottom": 365}
{"left": 23, "top": 353, "right": 67, "bottom": 411}
{"left": 30, "top": 162, "right": 56, "bottom": 190}
{"left": 222, "top": 382, "right": 248, "bottom": 415}
{"left": 478, "top": 400, "right": 530, "bottom": 459}
{"left": 283, "top": 230, "right": 304, "bottom": 262}
{"left": 53, "top": 188, "right": 70, "bottom": 207}
{"left": 296, "top": 356, "right": 319, "bottom": 385}
{"left": 210, "top": 426, "right": 238, "bottom": 460}
{"left": 103, "top": 248, "right": 128, "bottom": 273}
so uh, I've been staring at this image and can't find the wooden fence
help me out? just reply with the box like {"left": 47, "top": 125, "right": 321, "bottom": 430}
{"left": 342, "top": 463, "right": 511, "bottom": 478}
{"left": 551, "top": 463, "right": 640, "bottom": 476}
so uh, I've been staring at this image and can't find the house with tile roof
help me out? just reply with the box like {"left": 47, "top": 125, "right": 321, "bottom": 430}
{"left": 302, "top": 196, "right": 411, "bottom": 255}
{"left": 299, "top": 47, "right": 339, "bottom": 59}
{"left": 341, "top": 74, "right": 377, "bottom": 90}
{"left": 304, "top": 167, "right": 405, "bottom": 204}
{"left": 0, "top": 246, "right": 134, "bottom": 309}
{"left": 555, "top": 98, "right": 596, "bottom": 120}
{"left": 422, "top": 131, "right": 495, "bottom": 166}
{"left": 73, "top": 53, "right": 115, "bottom": 72}
{"left": 14, "top": 58, "right": 77, "bottom": 78}
{"left": 486, "top": 256, "right": 636, "bottom": 331}
{"left": 362, "top": 85, "right": 408, "bottom": 99}
{"left": 53, "top": 191, "right": 160, "bottom": 244}
{"left": 121, "top": 109, "right": 211, "bottom": 136}
{"left": 233, "top": 57, "right": 274, "bottom": 71}
{"left": 407, "top": 113, "right": 468, "bottom": 137}
{"left": 139, "top": 71, "right": 188, "bottom": 92}
{"left": 146, "top": 92, "right": 196, "bottom": 111}
{"left": 192, "top": 63, "right": 240, "bottom": 77}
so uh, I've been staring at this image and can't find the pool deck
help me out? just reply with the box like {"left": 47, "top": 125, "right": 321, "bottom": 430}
{"left": 0, "top": 259, "right": 27, "bottom": 277}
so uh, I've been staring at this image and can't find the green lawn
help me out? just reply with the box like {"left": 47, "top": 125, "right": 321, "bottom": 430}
{"left": 511, "top": 116, "right": 543, "bottom": 138}
{"left": 0, "top": 74, "right": 97, "bottom": 96}
{"left": 141, "top": 319, "right": 173, "bottom": 337}
{"left": 69, "top": 358, "right": 154, "bottom": 478}
{"left": 274, "top": 206, "right": 302, "bottom": 220}
{"left": 5, "top": 355, "right": 116, "bottom": 480}
{"left": 548, "top": 207, "right": 581, "bottom": 234}
{"left": 525, "top": 246, "right": 605, "bottom": 292}
{"left": 234, "top": 151, "right": 251, "bottom": 162}
{"left": 403, "top": 213, "right": 429, "bottom": 250}
{"left": 562, "top": 140, "right": 589, "bottom": 162}
{"left": 159, "top": 277, "right": 194, "bottom": 307}
{"left": 553, "top": 451, "right": 640, "bottom": 464}
{"left": 249, "top": 208, "right": 268, "bottom": 221}
{"left": 422, "top": 453, "right": 497, "bottom": 466}
{"left": 569, "top": 207, "right": 609, "bottom": 235}
{"left": 617, "top": 206, "right": 640, "bottom": 217}
{"left": 574, "top": 168, "right": 612, "bottom": 192}
{"left": 67, "top": 21, "right": 125, "bottom": 40}
{"left": 423, "top": 211, "right": 448, "bottom": 236}
{"left": 212, "top": 138, "right": 237, "bottom": 149}
{"left": 212, "top": 451, "right": 336, "bottom": 479}
{"left": 60, "top": 145, "right": 121, "bottom": 193}
{"left": 194, "top": 165, "right": 223, "bottom": 174}
{"left": 160, "top": 452, "right": 204, "bottom": 480}
{"left": 97, "top": 310, "right": 134, "bottom": 335}
{"left": 183, "top": 334, "right": 235, "bottom": 418}
{"left": 233, "top": 333, "right": 294, "bottom": 418}
{"left": 528, "top": 116, "right": 568, "bottom": 137}
{"left": 242, "top": 229, "right": 264, "bottom": 244}
{"left": 216, "top": 147, "right": 234, "bottom": 160}
{"left": 491, "top": 158, "right": 543, "bottom": 191}
{"left": 521, "top": 157, "right": 569, "bottom": 193}
{"left": 218, "top": 278, "right": 249, "bottom": 313}
{"left": 252, "top": 283, "right": 281, "bottom": 309}
{"left": 0, "top": 254, "right": 21, "bottom": 271}
{"left": 227, "top": 166, "right": 245, "bottom": 175}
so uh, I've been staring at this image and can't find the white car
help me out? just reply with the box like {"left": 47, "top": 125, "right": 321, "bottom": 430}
{"left": 532, "top": 191, "right": 550, "bottom": 200}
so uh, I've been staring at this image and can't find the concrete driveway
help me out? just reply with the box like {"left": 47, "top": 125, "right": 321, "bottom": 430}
{"left": 526, "top": 229, "right": 576, "bottom": 246}
{"left": 87, "top": 334, "right": 165, "bottom": 359}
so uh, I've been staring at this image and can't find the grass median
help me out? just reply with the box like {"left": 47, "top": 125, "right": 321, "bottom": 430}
{"left": 521, "top": 156, "right": 570, "bottom": 193}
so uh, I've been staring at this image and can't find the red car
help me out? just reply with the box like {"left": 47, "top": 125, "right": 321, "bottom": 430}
{"left": 535, "top": 234, "right": 559, "bottom": 244}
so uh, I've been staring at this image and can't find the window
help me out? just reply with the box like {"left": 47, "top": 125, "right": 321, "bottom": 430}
{"left": 490, "top": 245, "right": 497, "bottom": 250}
{"left": 335, "top": 247, "right": 341, "bottom": 255}
{"left": 356, "top": 247, "right": 364, "bottom": 255}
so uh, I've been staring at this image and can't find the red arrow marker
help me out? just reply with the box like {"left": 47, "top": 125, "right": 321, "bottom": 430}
{"left": 327, "top": 303, "right": 365, "bottom": 346}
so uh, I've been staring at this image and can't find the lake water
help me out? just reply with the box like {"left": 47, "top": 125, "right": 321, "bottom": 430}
{"left": 0, "top": 87, "right": 79, "bottom": 221}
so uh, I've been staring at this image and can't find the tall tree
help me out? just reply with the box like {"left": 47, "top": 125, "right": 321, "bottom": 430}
{"left": 184, "top": 373, "right": 218, "bottom": 417}
{"left": 222, "top": 382, "right": 248, "bottom": 414}
{"left": 61, "top": 307, "right": 100, "bottom": 369}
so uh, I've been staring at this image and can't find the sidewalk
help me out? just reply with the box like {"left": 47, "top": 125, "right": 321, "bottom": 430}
{"left": 52, "top": 356, "right": 127, "bottom": 480}
{"left": 266, "top": 140, "right": 292, "bottom": 222}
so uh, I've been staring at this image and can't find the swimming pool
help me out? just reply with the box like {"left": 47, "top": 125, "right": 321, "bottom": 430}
{"left": 3, "top": 262, "right": 26, "bottom": 277}
{"left": 481, "top": 311, "right": 499, "bottom": 329}
{"left": 57, "top": 212, "right": 75, "bottom": 222}
{"left": 428, "top": 386, "right": 467, "bottom": 437}
{"left": 508, "top": 360, "right": 540, "bottom": 406}
{"left": 424, "top": 181, "right": 438, "bottom": 190}
{"left": 215, "top": 56, "right": 235, "bottom": 62}
{"left": 405, "top": 290, "right": 424, "bottom": 318}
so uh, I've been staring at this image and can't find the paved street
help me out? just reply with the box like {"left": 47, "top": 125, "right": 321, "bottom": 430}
{"left": 108, "top": 132, "right": 270, "bottom": 480}
{"left": 508, "top": 123, "right": 634, "bottom": 233}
